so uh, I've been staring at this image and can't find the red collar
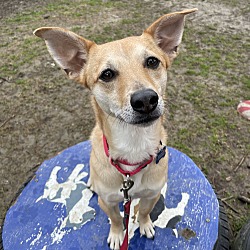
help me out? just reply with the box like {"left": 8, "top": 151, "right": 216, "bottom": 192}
{"left": 102, "top": 135, "right": 154, "bottom": 177}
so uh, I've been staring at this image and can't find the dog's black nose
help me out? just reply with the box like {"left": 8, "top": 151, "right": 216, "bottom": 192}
{"left": 130, "top": 89, "right": 158, "bottom": 114}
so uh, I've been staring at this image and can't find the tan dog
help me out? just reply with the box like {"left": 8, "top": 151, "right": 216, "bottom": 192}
{"left": 34, "top": 8, "right": 197, "bottom": 250}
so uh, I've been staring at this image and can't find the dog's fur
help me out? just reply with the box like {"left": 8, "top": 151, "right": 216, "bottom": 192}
{"left": 34, "top": 8, "right": 197, "bottom": 250}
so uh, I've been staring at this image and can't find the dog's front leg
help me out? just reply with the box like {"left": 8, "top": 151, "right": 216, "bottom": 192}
{"left": 138, "top": 193, "right": 161, "bottom": 239}
{"left": 98, "top": 197, "right": 124, "bottom": 250}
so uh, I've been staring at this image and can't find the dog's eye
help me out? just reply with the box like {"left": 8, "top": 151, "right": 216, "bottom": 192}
{"left": 146, "top": 57, "right": 160, "bottom": 69}
{"left": 99, "top": 69, "right": 116, "bottom": 82}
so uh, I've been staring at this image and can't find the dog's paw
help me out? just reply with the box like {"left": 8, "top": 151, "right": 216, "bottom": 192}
{"left": 107, "top": 231, "right": 124, "bottom": 250}
{"left": 139, "top": 219, "right": 155, "bottom": 239}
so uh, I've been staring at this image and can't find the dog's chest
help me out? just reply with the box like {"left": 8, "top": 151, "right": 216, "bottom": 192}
{"left": 129, "top": 171, "right": 158, "bottom": 199}
{"left": 111, "top": 123, "right": 159, "bottom": 164}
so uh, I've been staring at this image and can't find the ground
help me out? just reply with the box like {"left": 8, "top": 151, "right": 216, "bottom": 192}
{"left": 0, "top": 0, "right": 249, "bottom": 246}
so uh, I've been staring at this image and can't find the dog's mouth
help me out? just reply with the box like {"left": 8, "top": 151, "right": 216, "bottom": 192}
{"left": 130, "top": 114, "right": 160, "bottom": 126}
{"left": 117, "top": 112, "right": 161, "bottom": 127}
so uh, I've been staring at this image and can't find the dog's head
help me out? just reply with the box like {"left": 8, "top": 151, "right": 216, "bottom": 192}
{"left": 34, "top": 9, "right": 197, "bottom": 126}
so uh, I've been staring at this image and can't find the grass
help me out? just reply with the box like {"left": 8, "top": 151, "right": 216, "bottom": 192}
{"left": 169, "top": 24, "right": 249, "bottom": 171}
{"left": 177, "top": 30, "right": 249, "bottom": 88}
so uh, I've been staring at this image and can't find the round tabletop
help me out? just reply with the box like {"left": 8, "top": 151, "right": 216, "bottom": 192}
{"left": 2, "top": 140, "right": 219, "bottom": 250}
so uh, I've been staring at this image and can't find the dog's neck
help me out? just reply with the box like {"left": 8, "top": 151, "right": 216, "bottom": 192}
{"left": 103, "top": 117, "right": 163, "bottom": 165}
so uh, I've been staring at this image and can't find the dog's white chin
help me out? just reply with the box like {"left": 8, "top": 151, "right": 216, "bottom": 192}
{"left": 131, "top": 117, "right": 160, "bottom": 127}
{"left": 115, "top": 115, "right": 160, "bottom": 128}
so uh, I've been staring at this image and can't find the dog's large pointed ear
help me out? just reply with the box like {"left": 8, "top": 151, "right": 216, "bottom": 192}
{"left": 34, "top": 27, "right": 94, "bottom": 81}
{"left": 144, "top": 9, "right": 197, "bottom": 61}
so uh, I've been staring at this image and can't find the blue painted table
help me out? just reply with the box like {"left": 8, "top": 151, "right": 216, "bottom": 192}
{"left": 3, "top": 141, "right": 219, "bottom": 250}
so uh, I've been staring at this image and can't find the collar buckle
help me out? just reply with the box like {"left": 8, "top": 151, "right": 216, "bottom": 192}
{"left": 155, "top": 143, "right": 167, "bottom": 164}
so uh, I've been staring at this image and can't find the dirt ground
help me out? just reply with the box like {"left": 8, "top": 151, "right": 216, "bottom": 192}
{"left": 0, "top": 0, "right": 249, "bottom": 246}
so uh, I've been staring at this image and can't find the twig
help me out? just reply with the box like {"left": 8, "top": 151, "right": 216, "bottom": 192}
{"left": 221, "top": 196, "right": 234, "bottom": 202}
{"left": 217, "top": 188, "right": 226, "bottom": 195}
{"left": 0, "top": 115, "right": 15, "bottom": 128}
{"left": 222, "top": 200, "right": 240, "bottom": 214}
{"left": 234, "top": 155, "right": 247, "bottom": 172}
{"left": 0, "top": 76, "right": 9, "bottom": 82}
{"left": 238, "top": 195, "right": 250, "bottom": 204}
